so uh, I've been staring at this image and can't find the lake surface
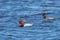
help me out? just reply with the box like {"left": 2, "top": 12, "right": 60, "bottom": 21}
{"left": 0, "top": 0, "right": 60, "bottom": 40}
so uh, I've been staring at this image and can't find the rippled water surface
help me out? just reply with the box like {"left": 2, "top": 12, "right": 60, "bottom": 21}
{"left": 0, "top": 0, "right": 60, "bottom": 40}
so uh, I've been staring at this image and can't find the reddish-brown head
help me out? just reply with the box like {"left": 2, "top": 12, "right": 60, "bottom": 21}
{"left": 19, "top": 20, "right": 24, "bottom": 27}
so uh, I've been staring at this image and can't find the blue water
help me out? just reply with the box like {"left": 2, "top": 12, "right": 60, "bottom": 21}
{"left": 0, "top": 0, "right": 60, "bottom": 40}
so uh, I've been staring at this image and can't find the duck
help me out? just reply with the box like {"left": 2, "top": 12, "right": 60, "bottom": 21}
{"left": 42, "top": 12, "right": 55, "bottom": 20}
{"left": 19, "top": 20, "right": 33, "bottom": 27}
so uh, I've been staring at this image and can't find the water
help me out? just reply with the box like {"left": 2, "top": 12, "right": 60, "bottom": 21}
{"left": 0, "top": 0, "right": 60, "bottom": 40}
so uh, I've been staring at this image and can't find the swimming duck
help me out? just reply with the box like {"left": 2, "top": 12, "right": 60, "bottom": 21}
{"left": 19, "top": 20, "right": 33, "bottom": 27}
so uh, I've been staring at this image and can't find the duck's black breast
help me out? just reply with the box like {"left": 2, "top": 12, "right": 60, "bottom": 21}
{"left": 20, "top": 25, "right": 24, "bottom": 27}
